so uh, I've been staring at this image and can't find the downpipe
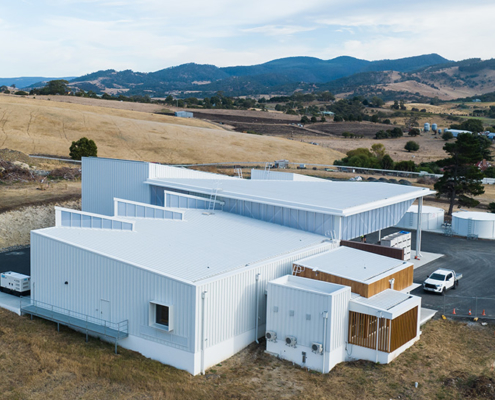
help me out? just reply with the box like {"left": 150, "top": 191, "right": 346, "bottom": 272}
{"left": 322, "top": 311, "right": 328, "bottom": 373}
{"left": 201, "top": 290, "right": 208, "bottom": 375}
{"left": 255, "top": 273, "right": 261, "bottom": 344}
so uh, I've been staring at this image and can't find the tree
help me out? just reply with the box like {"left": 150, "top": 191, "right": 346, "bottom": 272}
{"left": 371, "top": 143, "right": 386, "bottom": 159}
{"left": 375, "top": 130, "right": 389, "bottom": 139}
{"left": 451, "top": 119, "right": 484, "bottom": 133}
{"left": 333, "top": 115, "right": 343, "bottom": 122}
{"left": 371, "top": 96, "right": 384, "bottom": 108}
{"left": 489, "top": 202, "right": 495, "bottom": 213}
{"left": 300, "top": 116, "right": 310, "bottom": 124}
{"left": 310, "top": 116, "right": 317, "bottom": 123}
{"left": 409, "top": 128, "right": 420, "bottom": 137}
{"left": 442, "top": 131, "right": 454, "bottom": 141}
{"left": 69, "top": 137, "right": 97, "bottom": 160}
{"left": 434, "top": 133, "right": 489, "bottom": 215}
{"left": 320, "top": 116, "right": 326, "bottom": 122}
{"left": 371, "top": 115, "right": 379, "bottom": 123}
{"left": 381, "top": 154, "right": 394, "bottom": 170}
{"left": 405, "top": 141, "right": 419, "bottom": 152}
{"left": 389, "top": 127, "right": 403, "bottom": 138}
{"left": 395, "top": 161, "right": 417, "bottom": 172}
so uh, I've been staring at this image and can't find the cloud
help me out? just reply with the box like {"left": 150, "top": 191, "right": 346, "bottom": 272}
{"left": 0, "top": 0, "right": 494, "bottom": 76}
{"left": 242, "top": 25, "right": 316, "bottom": 36}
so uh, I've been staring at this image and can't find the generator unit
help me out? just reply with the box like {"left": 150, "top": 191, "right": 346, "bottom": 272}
{"left": 0, "top": 271, "right": 30, "bottom": 296}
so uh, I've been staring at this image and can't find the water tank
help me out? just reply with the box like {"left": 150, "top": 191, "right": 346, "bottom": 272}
{"left": 452, "top": 212, "right": 495, "bottom": 239}
{"left": 432, "top": 123, "right": 438, "bottom": 131}
{"left": 396, "top": 205, "right": 445, "bottom": 231}
{"left": 438, "top": 128, "right": 443, "bottom": 134}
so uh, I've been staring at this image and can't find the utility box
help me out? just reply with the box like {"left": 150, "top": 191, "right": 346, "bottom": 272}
{"left": 0, "top": 271, "right": 31, "bottom": 296}
{"left": 381, "top": 231, "right": 411, "bottom": 261}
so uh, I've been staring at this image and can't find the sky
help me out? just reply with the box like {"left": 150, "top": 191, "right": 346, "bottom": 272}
{"left": 1, "top": 0, "right": 494, "bottom": 77}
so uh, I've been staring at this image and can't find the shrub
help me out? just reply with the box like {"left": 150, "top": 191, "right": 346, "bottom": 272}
{"left": 310, "top": 116, "right": 317, "bottom": 123}
{"left": 69, "top": 137, "right": 97, "bottom": 160}
{"left": 342, "top": 132, "right": 352, "bottom": 138}
{"left": 383, "top": 119, "right": 391, "bottom": 124}
{"left": 405, "top": 141, "right": 420, "bottom": 152}
{"left": 375, "top": 130, "right": 389, "bottom": 139}
{"left": 389, "top": 127, "right": 404, "bottom": 138}
{"left": 395, "top": 160, "right": 417, "bottom": 172}
{"left": 14, "top": 91, "right": 29, "bottom": 96}
{"left": 381, "top": 154, "right": 394, "bottom": 170}
{"left": 408, "top": 128, "right": 420, "bottom": 137}
{"left": 333, "top": 115, "right": 343, "bottom": 122}
{"left": 300, "top": 116, "right": 310, "bottom": 124}
{"left": 442, "top": 131, "right": 454, "bottom": 141}
{"left": 489, "top": 202, "right": 495, "bottom": 213}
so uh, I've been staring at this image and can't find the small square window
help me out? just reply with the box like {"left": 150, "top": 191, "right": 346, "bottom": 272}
{"left": 150, "top": 302, "right": 174, "bottom": 332}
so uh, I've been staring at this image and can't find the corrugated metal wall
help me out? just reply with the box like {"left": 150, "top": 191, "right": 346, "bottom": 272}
{"left": 82, "top": 158, "right": 151, "bottom": 216}
{"left": 149, "top": 164, "right": 237, "bottom": 180}
{"left": 31, "top": 233, "right": 197, "bottom": 353}
{"left": 266, "top": 283, "right": 331, "bottom": 350}
{"left": 341, "top": 200, "right": 414, "bottom": 240}
{"left": 221, "top": 198, "right": 338, "bottom": 237}
{"left": 194, "top": 242, "right": 337, "bottom": 352}
{"left": 329, "top": 289, "right": 350, "bottom": 351}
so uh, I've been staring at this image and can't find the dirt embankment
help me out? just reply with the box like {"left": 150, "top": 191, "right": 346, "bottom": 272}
{"left": 0, "top": 199, "right": 80, "bottom": 249}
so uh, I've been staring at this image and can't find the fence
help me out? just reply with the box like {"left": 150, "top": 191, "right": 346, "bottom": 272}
{"left": 440, "top": 295, "right": 495, "bottom": 319}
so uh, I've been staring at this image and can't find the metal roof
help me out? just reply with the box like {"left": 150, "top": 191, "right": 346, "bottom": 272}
{"left": 34, "top": 208, "right": 329, "bottom": 284}
{"left": 351, "top": 289, "right": 412, "bottom": 311}
{"left": 145, "top": 178, "right": 434, "bottom": 216}
{"left": 295, "top": 247, "right": 411, "bottom": 284}
{"left": 269, "top": 275, "right": 348, "bottom": 296}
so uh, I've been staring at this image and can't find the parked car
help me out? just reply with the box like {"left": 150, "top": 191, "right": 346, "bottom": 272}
{"left": 349, "top": 176, "right": 363, "bottom": 181}
{"left": 399, "top": 179, "right": 412, "bottom": 186}
{"left": 423, "top": 269, "right": 462, "bottom": 295}
{"left": 367, "top": 177, "right": 378, "bottom": 182}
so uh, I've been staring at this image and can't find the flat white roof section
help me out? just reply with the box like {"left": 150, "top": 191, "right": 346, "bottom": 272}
{"left": 349, "top": 289, "right": 421, "bottom": 319}
{"left": 295, "top": 247, "right": 412, "bottom": 284}
{"left": 145, "top": 178, "right": 434, "bottom": 216}
{"left": 269, "top": 275, "right": 348, "bottom": 295}
{"left": 34, "top": 208, "right": 329, "bottom": 284}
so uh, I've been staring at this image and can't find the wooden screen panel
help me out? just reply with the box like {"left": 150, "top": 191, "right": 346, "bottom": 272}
{"left": 294, "top": 267, "right": 369, "bottom": 297}
{"left": 340, "top": 240, "right": 404, "bottom": 261}
{"left": 390, "top": 306, "right": 418, "bottom": 352}
{"left": 368, "top": 265, "right": 414, "bottom": 297}
{"left": 348, "top": 311, "right": 391, "bottom": 352}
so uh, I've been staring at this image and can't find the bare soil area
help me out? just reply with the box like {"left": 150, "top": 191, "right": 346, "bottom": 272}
{"left": 0, "top": 198, "right": 81, "bottom": 249}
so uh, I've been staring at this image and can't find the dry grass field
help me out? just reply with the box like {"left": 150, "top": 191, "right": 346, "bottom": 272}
{"left": 0, "top": 95, "right": 344, "bottom": 165}
{"left": 0, "top": 309, "right": 494, "bottom": 400}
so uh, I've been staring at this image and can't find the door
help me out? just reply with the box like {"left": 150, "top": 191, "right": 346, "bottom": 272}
{"left": 446, "top": 273, "right": 454, "bottom": 289}
{"left": 100, "top": 299, "right": 111, "bottom": 321}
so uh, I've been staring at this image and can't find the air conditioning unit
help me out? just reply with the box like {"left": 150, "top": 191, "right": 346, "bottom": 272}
{"left": 265, "top": 331, "right": 277, "bottom": 341}
{"left": 311, "top": 342, "right": 323, "bottom": 354}
{"left": 285, "top": 336, "right": 297, "bottom": 347}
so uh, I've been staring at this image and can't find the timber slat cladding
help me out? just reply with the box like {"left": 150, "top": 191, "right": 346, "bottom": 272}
{"left": 293, "top": 264, "right": 413, "bottom": 298}
{"left": 294, "top": 267, "right": 369, "bottom": 297}
{"left": 390, "top": 306, "right": 418, "bottom": 352}
{"left": 348, "top": 311, "right": 391, "bottom": 352}
{"left": 367, "top": 265, "right": 414, "bottom": 297}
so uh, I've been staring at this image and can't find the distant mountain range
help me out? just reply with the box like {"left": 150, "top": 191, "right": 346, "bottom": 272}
{"left": 0, "top": 76, "right": 75, "bottom": 88}
{"left": 7, "top": 54, "right": 495, "bottom": 100}
{"left": 63, "top": 54, "right": 449, "bottom": 97}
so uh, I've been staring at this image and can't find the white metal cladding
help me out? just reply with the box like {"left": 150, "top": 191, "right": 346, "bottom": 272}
{"left": 452, "top": 212, "right": 495, "bottom": 239}
{"left": 165, "top": 192, "right": 222, "bottom": 210}
{"left": 194, "top": 242, "right": 337, "bottom": 352}
{"left": 58, "top": 208, "right": 134, "bottom": 231}
{"left": 330, "top": 288, "right": 350, "bottom": 351}
{"left": 115, "top": 199, "right": 184, "bottom": 220}
{"left": 222, "top": 197, "right": 338, "bottom": 237}
{"left": 149, "top": 163, "right": 238, "bottom": 180}
{"left": 30, "top": 233, "right": 197, "bottom": 353}
{"left": 82, "top": 158, "right": 150, "bottom": 216}
{"left": 265, "top": 278, "right": 350, "bottom": 352}
{"left": 341, "top": 200, "right": 414, "bottom": 240}
{"left": 396, "top": 205, "right": 444, "bottom": 231}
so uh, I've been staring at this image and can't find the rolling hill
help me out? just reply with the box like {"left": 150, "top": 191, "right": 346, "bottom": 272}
{"left": 60, "top": 54, "right": 449, "bottom": 96}
{"left": 0, "top": 94, "right": 344, "bottom": 164}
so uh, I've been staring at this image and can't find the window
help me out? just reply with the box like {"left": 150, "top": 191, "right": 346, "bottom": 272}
{"left": 156, "top": 305, "right": 169, "bottom": 327}
{"left": 149, "top": 301, "right": 174, "bottom": 332}
{"left": 447, "top": 273, "right": 453, "bottom": 280}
